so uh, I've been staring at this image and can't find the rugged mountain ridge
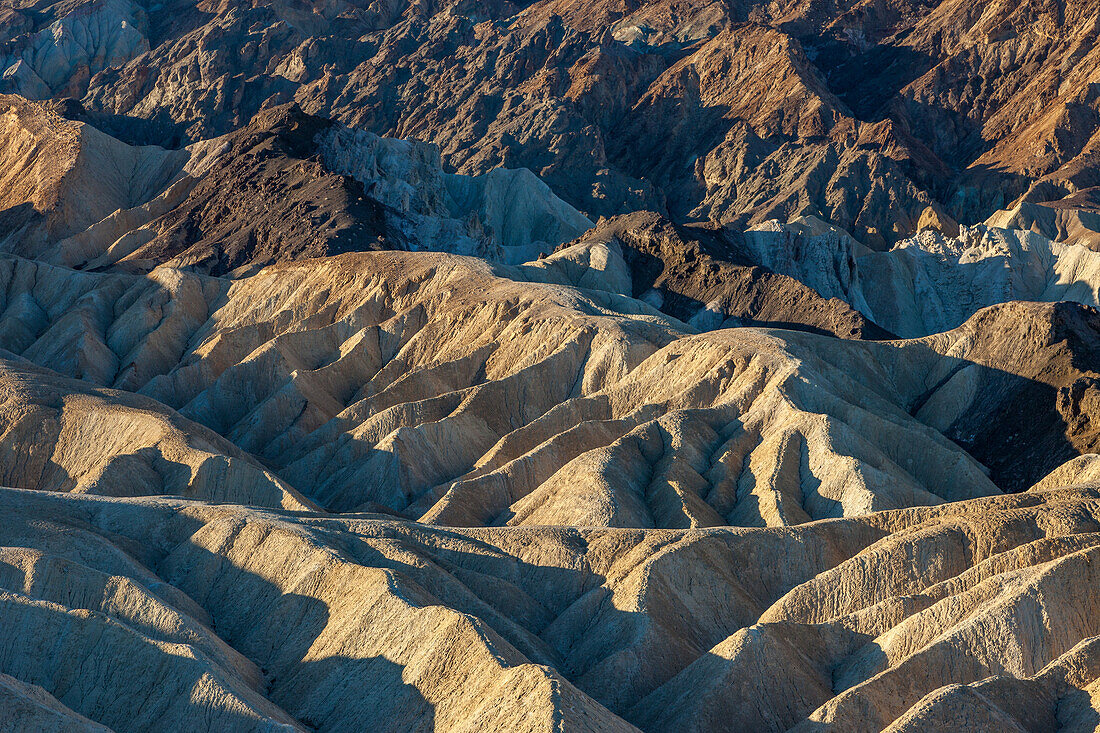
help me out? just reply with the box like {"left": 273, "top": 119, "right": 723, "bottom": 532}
{"left": 561, "top": 212, "right": 895, "bottom": 339}
{"left": 5, "top": 245, "right": 1100, "bottom": 526}
{"left": 6, "top": 0, "right": 1100, "bottom": 730}
{"left": 0, "top": 94, "right": 594, "bottom": 273}
{"left": 6, "top": 0, "right": 1100, "bottom": 247}
{"left": 7, "top": 78, "right": 1100, "bottom": 728}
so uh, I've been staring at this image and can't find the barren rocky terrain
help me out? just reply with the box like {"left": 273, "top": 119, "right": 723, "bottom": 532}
{"left": 6, "top": 0, "right": 1100, "bottom": 730}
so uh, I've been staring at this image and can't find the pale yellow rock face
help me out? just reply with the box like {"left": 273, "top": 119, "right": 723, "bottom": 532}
{"left": 916, "top": 205, "right": 960, "bottom": 238}
{"left": 0, "top": 249, "right": 1011, "bottom": 529}
{"left": 2, "top": 486, "right": 1100, "bottom": 731}
{"left": 1, "top": 220, "right": 1100, "bottom": 730}
{"left": 0, "top": 357, "right": 313, "bottom": 510}
{"left": 0, "top": 94, "right": 188, "bottom": 248}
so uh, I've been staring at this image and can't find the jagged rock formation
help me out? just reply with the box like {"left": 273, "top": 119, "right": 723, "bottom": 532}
{"left": 0, "top": 0, "right": 149, "bottom": 99}
{"left": 0, "top": 95, "right": 592, "bottom": 272}
{"left": 0, "top": 352, "right": 312, "bottom": 509}
{"left": 631, "top": 485, "right": 1100, "bottom": 732}
{"left": 0, "top": 93, "right": 187, "bottom": 250}
{"left": 0, "top": 673, "right": 113, "bottom": 732}
{"left": 914, "top": 301, "right": 1100, "bottom": 490}
{"left": 3, "top": 196, "right": 1100, "bottom": 731}
{"left": 986, "top": 194, "right": 1100, "bottom": 252}
{"left": 2, "top": 0, "right": 1093, "bottom": 247}
{"left": 8, "top": 0, "right": 1100, "bottom": 729}
{"left": 558, "top": 210, "right": 1100, "bottom": 342}
{"left": 561, "top": 212, "right": 894, "bottom": 339}
{"left": 0, "top": 247, "right": 1017, "bottom": 527}
{"left": 743, "top": 218, "right": 1100, "bottom": 337}
{"left": 11, "top": 89, "right": 1100, "bottom": 340}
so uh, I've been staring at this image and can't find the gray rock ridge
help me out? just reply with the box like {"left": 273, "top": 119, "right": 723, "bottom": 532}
{"left": 739, "top": 216, "right": 1100, "bottom": 338}
{"left": 10, "top": 89, "right": 1100, "bottom": 344}
{"left": 0, "top": 95, "right": 592, "bottom": 273}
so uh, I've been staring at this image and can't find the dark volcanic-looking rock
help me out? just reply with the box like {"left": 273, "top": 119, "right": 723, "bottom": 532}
{"left": 117, "top": 104, "right": 396, "bottom": 276}
{"left": 569, "top": 211, "right": 894, "bottom": 339}
{"left": 1, "top": 95, "right": 593, "bottom": 274}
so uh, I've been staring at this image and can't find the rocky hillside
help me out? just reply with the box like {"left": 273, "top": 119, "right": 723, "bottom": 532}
{"left": 6, "top": 0, "right": 1100, "bottom": 247}
{"left": 6, "top": 0, "right": 1100, "bottom": 730}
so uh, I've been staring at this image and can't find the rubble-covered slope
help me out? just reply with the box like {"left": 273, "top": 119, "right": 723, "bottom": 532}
{"left": 0, "top": 96, "right": 593, "bottom": 273}
{"left": 6, "top": 0, "right": 1096, "bottom": 247}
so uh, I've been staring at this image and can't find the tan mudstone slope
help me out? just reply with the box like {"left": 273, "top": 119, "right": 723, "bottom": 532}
{"left": 3, "top": 484, "right": 1100, "bottom": 730}
{"left": 7, "top": 0, "right": 1100, "bottom": 726}
{"left": 5, "top": 241, "right": 1100, "bottom": 524}
{"left": 0, "top": 95, "right": 593, "bottom": 273}
{"left": 0, "top": 248, "right": 1010, "bottom": 527}
{"left": 0, "top": 215, "right": 1097, "bottom": 728}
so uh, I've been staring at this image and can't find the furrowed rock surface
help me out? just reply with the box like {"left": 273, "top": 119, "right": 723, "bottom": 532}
{"left": 2, "top": 485, "right": 1100, "bottom": 730}
{"left": 8, "top": 0, "right": 1100, "bottom": 730}
{"left": 0, "top": 93, "right": 187, "bottom": 250}
{"left": 13, "top": 92, "right": 1100, "bottom": 343}
{"left": 3, "top": 0, "right": 1090, "bottom": 248}
{"left": 0, "top": 248, "right": 1009, "bottom": 525}
{"left": 5, "top": 237, "right": 1100, "bottom": 523}
{"left": 0, "top": 352, "right": 313, "bottom": 509}
{"left": 912, "top": 300, "right": 1100, "bottom": 491}
{"left": 629, "top": 485, "right": 1100, "bottom": 732}
{"left": 0, "top": 0, "right": 149, "bottom": 99}
{"left": 986, "top": 194, "right": 1100, "bottom": 252}
{"left": 0, "top": 673, "right": 113, "bottom": 732}
{"left": 0, "top": 96, "right": 592, "bottom": 273}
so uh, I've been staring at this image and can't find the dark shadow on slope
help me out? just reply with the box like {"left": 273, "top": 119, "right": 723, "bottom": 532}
{"left": 899, "top": 301, "right": 1100, "bottom": 492}
{"left": 287, "top": 654, "right": 434, "bottom": 732}
{"left": 0, "top": 600, "right": 306, "bottom": 733}
{"left": 626, "top": 623, "right": 879, "bottom": 733}
{"left": 322, "top": 525, "right": 666, "bottom": 716}
{"left": 949, "top": 159, "right": 1036, "bottom": 224}
{"left": 45, "top": 98, "right": 190, "bottom": 149}
{"left": 32, "top": 498, "right": 437, "bottom": 731}
{"left": 0, "top": 488, "right": 900, "bottom": 731}
{"left": 924, "top": 364, "right": 1084, "bottom": 492}
{"left": 823, "top": 47, "right": 938, "bottom": 124}
{"left": 0, "top": 203, "right": 39, "bottom": 240}
{"left": 567, "top": 212, "right": 895, "bottom": 340}
{"left": 156, "top": 536, "right": 437, "bottom": 731}
{"left": 0, "top": 499, "right": 432, "bottom": 730}
{"left": 1058, "top": 687, "right": 1100, "bottom": 731}
{"left": 336, "top": 523, "right": 821, "bottom": 719}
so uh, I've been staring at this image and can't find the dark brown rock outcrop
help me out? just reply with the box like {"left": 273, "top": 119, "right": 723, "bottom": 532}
{"left": 116, "top": 104, "right": 396, "bottom": 275}
{"left": 915, "top": 300, "right": 1100, "bottom": 491}
{"left": 567, "top": 211, "right": 894, "bottom": 338}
